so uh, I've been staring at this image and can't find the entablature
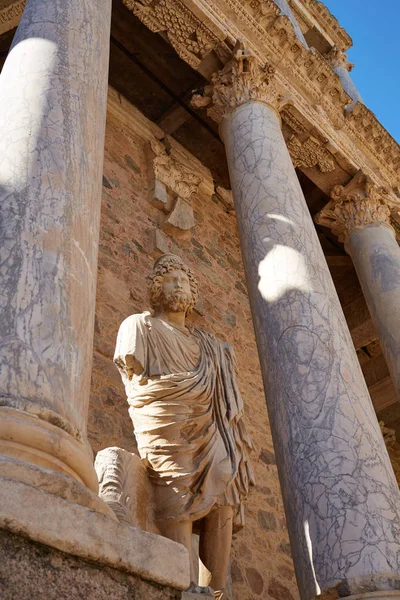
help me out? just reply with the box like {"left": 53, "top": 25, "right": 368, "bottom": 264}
{"left": 0, "top": 0, "right": 398, "bottom": 205}
{"left": 289, "top": 0, "right": 352, "bottom": 53}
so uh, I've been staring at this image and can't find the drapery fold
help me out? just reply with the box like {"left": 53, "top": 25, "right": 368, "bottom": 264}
{"left": 114, "top": 313, "right": 254, "bottom": 531}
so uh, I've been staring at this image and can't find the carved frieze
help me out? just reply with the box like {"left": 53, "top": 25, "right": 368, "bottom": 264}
{"left": 287, "top": 134, "right": 335, "bottom": 172}
{"left": 150, "top": 139, "right": 201, "bottom": 201}
{"left": 0, "top": 0, "right": 398, "bottom": 191}
{"left": 0, "top": 0, "right": 26, "bottom": 34}
{"left": 315, "top": 173, "right": 393, "bottom": 246}
{"left": 289, "top": 0, "right": 352, "bottom": 52}
{"left": 123, "top": 0, "right": 230, "bottom": 69}
{"left": 191, "top": 48, "right": 280, "bottom": 123}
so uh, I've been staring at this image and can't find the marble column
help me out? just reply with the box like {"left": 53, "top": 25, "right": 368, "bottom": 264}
{"left": 0, "top": 0, "right": 111, "bottom": 495}
{"left": 317, "top": 174, "right": 400, "bottom": 405}
{"left": 203, "top": 51, "right": 400, "bottom": 599}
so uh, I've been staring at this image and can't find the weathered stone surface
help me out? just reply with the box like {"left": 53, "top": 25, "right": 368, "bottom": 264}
{"left": 221, "top": 98, "right": 400, "bottom": 598}
{"left": 268, "top": 577, "right": 296, "bottom": 600}
{"left": 92, "top": 90, "right": 299, "bottom": 600}
{"left": 163, "top": 197, "right": 196, "bottom": 233}
{"left": 259, "top": 449, "right": 276, "bottom": 465}
{"left": 245, "top": 567, "right": 264, "bottom": 595}
{"left": 0, "top": 477, "right": 190, "bottom": 590}
{"left": 0, "top": 529, "right": 181, "bottom": 600}
{"left": 95, "top": 447, "right": 157, "bottom": 532}
{"left": 257, "top": 510, "right": 277, "bottom": 531}
{"left": 181, "top": 591, "right": 214, "bottom": 600}
{"left": 347, "top": 224, "right": 400, "bottom": 404}
{"left": 0, "top": 0, "right": 112, "bottom": 492}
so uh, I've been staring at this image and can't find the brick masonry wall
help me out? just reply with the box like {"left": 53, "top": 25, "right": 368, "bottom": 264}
{"left": 89, "top": 88, "right": 299, "bottom": 600}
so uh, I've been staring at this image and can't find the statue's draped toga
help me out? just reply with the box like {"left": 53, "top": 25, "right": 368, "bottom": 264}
{"left": 114, "top": 312, "right": 254, "bottom": 531}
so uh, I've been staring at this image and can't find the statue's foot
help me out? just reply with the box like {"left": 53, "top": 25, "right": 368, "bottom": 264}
{"left": 186, "top": 585, "right": 214, "bottom": 595}
{"left": 214, "top": 591, "right": 224, "bottom": 600}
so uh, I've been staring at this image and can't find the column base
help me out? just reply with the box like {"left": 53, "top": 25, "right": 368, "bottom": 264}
{"left": 0, "top": 406, "right": 98, "bottom": 491}
{"left": 0, "top": 457, "right": 113, "bottom": 517}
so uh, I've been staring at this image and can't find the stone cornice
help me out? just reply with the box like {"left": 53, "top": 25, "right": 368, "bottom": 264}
{"left": 315, "top": 172, "right": 394, "bottom": 247}
{"left": 290, "top": 0, "right": 352, "bottom": 52}
{"left": 2, "top": 0, "right": 399, "bottom": 195}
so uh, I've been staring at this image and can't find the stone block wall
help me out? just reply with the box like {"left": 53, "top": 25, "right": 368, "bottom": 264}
{"left": 89, "top": 87, "right": 299, "bottom": 600}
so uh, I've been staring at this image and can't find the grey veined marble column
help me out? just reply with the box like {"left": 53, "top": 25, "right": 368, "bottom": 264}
{"left": 0, "top": 0, "right": 111, "bottom": 494}
{"left": 318, "top": 173, "right": 400, "bottom": 406}
{"left": 208, "top": 51, "right": 400, "bottom": 600}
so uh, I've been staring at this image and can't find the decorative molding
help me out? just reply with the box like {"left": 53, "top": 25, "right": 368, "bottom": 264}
{"left": 1, "top": 0, "right": 398, "bottom": 192}
{"left": 315, "top": 172, "right": 393, "bottom": 246}
{"left": 390, "top": 216, "right": 400, "bottom": 245}
{"left": 0, "top": 0, "right": 26, "bottom": 35}
{"left": 197, "top": 0, "right": 400, "bottom": 189}
{"left": 123, "top": 0, "right": 231, "bottom": 69}
{"left": 380, "top": 421, "right": 396, "bottom": 447}
{"left": 281, "top": 106, "right": 307, "bottom": 135}
{"left": 345, "top": 102, "right": 400, "bottom": 183}
{"left": 289, "top": 0, "right": 352, "bottom": 52}
{"left": 325, "top": 46, "right": 353, "bottom": 72}
{"left": 191, "top": 47, "right": 281, "bottom": 123}
{"left": 287, "top": 134, "right": 335, "bottom": 172}
{"left": 150, "top": 139, "right": 201, "bottom": 201}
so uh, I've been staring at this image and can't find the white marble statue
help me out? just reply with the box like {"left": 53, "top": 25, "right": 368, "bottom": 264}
{"left": 114, "top": 254, "right": 254, "bottom": 599}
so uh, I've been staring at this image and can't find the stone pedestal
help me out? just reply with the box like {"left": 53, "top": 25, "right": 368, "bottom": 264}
{"left": 213, "top": 52, "right": 400, "bottom": 600}
{"left": 0, "top": 0, "right": 111, "bottom": 496}
{"left": 0, "top": 477, "right": 190, "bottom": 599}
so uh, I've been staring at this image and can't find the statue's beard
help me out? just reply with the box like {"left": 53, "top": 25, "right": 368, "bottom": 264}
{"left": 161, "top": 290, "right": 192, "bottom": 313}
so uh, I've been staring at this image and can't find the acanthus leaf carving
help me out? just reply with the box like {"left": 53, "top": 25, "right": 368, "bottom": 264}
{"left": 287, "top": 134, "right": 336, "bottom": 173}
{"left": 150, "top": 139, "right": 201, "bottom": 201}
{"left": 123, "top": 0, "right": 229, "bottom": 71}
{"left": 315, "top": 172, "right": 393, "bottom": 247}
{"left": 191, "top": 47, "right": 281, "bottom": 123}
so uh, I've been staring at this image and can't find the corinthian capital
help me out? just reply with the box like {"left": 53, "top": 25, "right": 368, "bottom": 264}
{"left": 191, "top": 46, "right": 281, "bottom": 123}
{"left": 315, "top": 172, "right": 393, "bottom": 247}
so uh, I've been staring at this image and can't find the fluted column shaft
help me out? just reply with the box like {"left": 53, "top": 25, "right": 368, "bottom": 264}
{"left": 207, "top": 51, "right": 400, "bottom": 600}
{"left": 0, "top": 0, "right": 111, "bottom": 492}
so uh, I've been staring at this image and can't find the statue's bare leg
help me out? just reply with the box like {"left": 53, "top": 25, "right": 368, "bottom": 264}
{"left": 158, "top": 519, "right": 197, "bottom": 586}
{"left": 198, "top": 505, "right": 234, "bottom": 595}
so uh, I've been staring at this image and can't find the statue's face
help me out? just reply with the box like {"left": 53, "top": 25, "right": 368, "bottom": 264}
{"left": 161, "top": 268, "right": 192, "bottom": 313}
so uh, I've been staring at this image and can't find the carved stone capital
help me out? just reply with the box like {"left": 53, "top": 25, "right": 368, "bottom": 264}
{"left": 326, "top": 46, "right": 354, "bottom": 72}
{"left": 191, "top": 47, "right": 281, "bottom": 123}
{"left": 287, "top": 134, "right": 335, "bottom": 173}
{"left": 315, "top": 172, "right": 394, "bottom": 246}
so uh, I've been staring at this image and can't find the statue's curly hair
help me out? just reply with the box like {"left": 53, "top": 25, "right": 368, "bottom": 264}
{"left": 148, "top": 255, "right": 198, "bottom": 313}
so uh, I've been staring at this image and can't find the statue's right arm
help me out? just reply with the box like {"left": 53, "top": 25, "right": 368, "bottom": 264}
{"left": 113, "top": 314, "right": 147, "bottom": 381}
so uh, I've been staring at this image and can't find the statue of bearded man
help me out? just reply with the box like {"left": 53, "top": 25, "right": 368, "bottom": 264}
{"left": 114, "top": 254, "right": 254, "bottom": 598}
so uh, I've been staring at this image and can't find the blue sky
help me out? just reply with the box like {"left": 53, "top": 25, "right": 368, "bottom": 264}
{"left": 323, "top": 0, "right": 399, "bottom": 143}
